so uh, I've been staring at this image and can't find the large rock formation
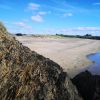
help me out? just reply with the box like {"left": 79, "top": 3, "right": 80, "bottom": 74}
{"left": 72, "top": 70, "right": 100, "bottom": 100}
{"left": 0, "top": 22, "right": 82, "bottom": 100}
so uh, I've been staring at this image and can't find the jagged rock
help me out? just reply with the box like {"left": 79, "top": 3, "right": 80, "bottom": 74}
{"left": 0, "top": 22, "right": 82, "bottom": 100}
{"left": 72, "top": 70, "right": 100, "bottom": 100}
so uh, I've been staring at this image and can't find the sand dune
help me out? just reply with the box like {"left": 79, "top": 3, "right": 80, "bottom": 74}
{"left": 16, "top": 36, "right": 100, "bottom": 77}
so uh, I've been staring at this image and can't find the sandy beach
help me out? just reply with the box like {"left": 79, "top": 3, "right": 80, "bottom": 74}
{"left": 16, "top": 36, "right": 100, "bottom": 77}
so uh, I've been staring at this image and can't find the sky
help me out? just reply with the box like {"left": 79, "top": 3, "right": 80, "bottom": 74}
{"left": 0, "top": 0, "right": 100, "bottom": 36}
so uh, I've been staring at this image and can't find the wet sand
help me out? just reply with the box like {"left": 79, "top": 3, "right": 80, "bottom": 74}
{"left": 16, "top": 36, "right": 100, "bottom": 77}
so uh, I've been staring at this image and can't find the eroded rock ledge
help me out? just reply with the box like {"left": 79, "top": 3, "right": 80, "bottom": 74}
{"left": 0, "top": 22, "right": 82, "bottom": 100}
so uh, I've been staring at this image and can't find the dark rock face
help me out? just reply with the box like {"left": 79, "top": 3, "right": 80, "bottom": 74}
{"left": 72, "top": 70, "right": 100, "bottom": 100}
{"left": 0, "top": 23, "right": 82, "bottom": 100}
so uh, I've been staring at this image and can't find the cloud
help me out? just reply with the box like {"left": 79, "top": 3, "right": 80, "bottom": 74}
{"left": 38, "top": 11, "right": 47, "bottom": 15}
{"left": 31, "top": 11, "right": 50, "bottom": 23}
{"left": 38, "top": 11, "right": 51, "bottom": 15}
{"left": 31, "top": 15, "right": 43, "bottom": 22}
{"left": 93, "top": 2, "right": 100, "bottom": 5}
{"left": 27, "top": 3, "right": 40, "bottom": 10}
{"left": 43, "top": 27, "right": 100, "bottom": 35}
{"left": 77, "top": 27, "right": 100, "bottom": 31}
{"left": 57, "top": 27, "right": 100, "bottom": 32}
{"left": 63, "top": 13, "right": 73, "bottom": 17}
{"left": 15, "top": 22, "right": 26, "bottom": 27}
{"left": 14, "top": 22, "right": 32, "bottom": 29}
{"left": 12, "top": 22, "right": 35, "bottom": 34}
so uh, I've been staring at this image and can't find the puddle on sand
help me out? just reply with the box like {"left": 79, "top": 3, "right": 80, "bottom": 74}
{"left": 86, "top": 53, "right": 100, "bottom": 75}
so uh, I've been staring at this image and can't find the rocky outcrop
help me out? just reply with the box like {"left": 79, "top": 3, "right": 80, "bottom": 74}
{"left": 0, "top": 22, "right": 82, "bottom": 100}
{"left": 72, "top": 70, "right": 100, "bottom": 100}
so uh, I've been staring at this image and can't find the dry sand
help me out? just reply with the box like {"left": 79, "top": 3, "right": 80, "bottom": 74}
{"left": 16, "top": 36, "right": 100, "bottom": 77}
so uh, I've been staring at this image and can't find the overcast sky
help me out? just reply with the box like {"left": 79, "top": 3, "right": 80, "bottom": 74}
{"left": 0, "top": 0, "right": 100, "bottom": 35}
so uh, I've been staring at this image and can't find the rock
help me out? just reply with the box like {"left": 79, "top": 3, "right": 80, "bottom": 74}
{"left": 72, "top": 70, "right": 100, "bottom": 100}
{"left": 0, "top": 22, "right": 82, "bottom": 100}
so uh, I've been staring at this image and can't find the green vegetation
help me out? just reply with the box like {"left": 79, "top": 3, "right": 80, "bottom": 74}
{"left": 56, "top": 34, "right": 100, "bottom": 40}
{"left": 15, "top": 33, "right": 26, "bottom": 36}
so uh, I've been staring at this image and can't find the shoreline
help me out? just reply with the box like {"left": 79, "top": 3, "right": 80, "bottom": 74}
{"left": 16, "top": 36, "right": 100, "bottom": 78}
